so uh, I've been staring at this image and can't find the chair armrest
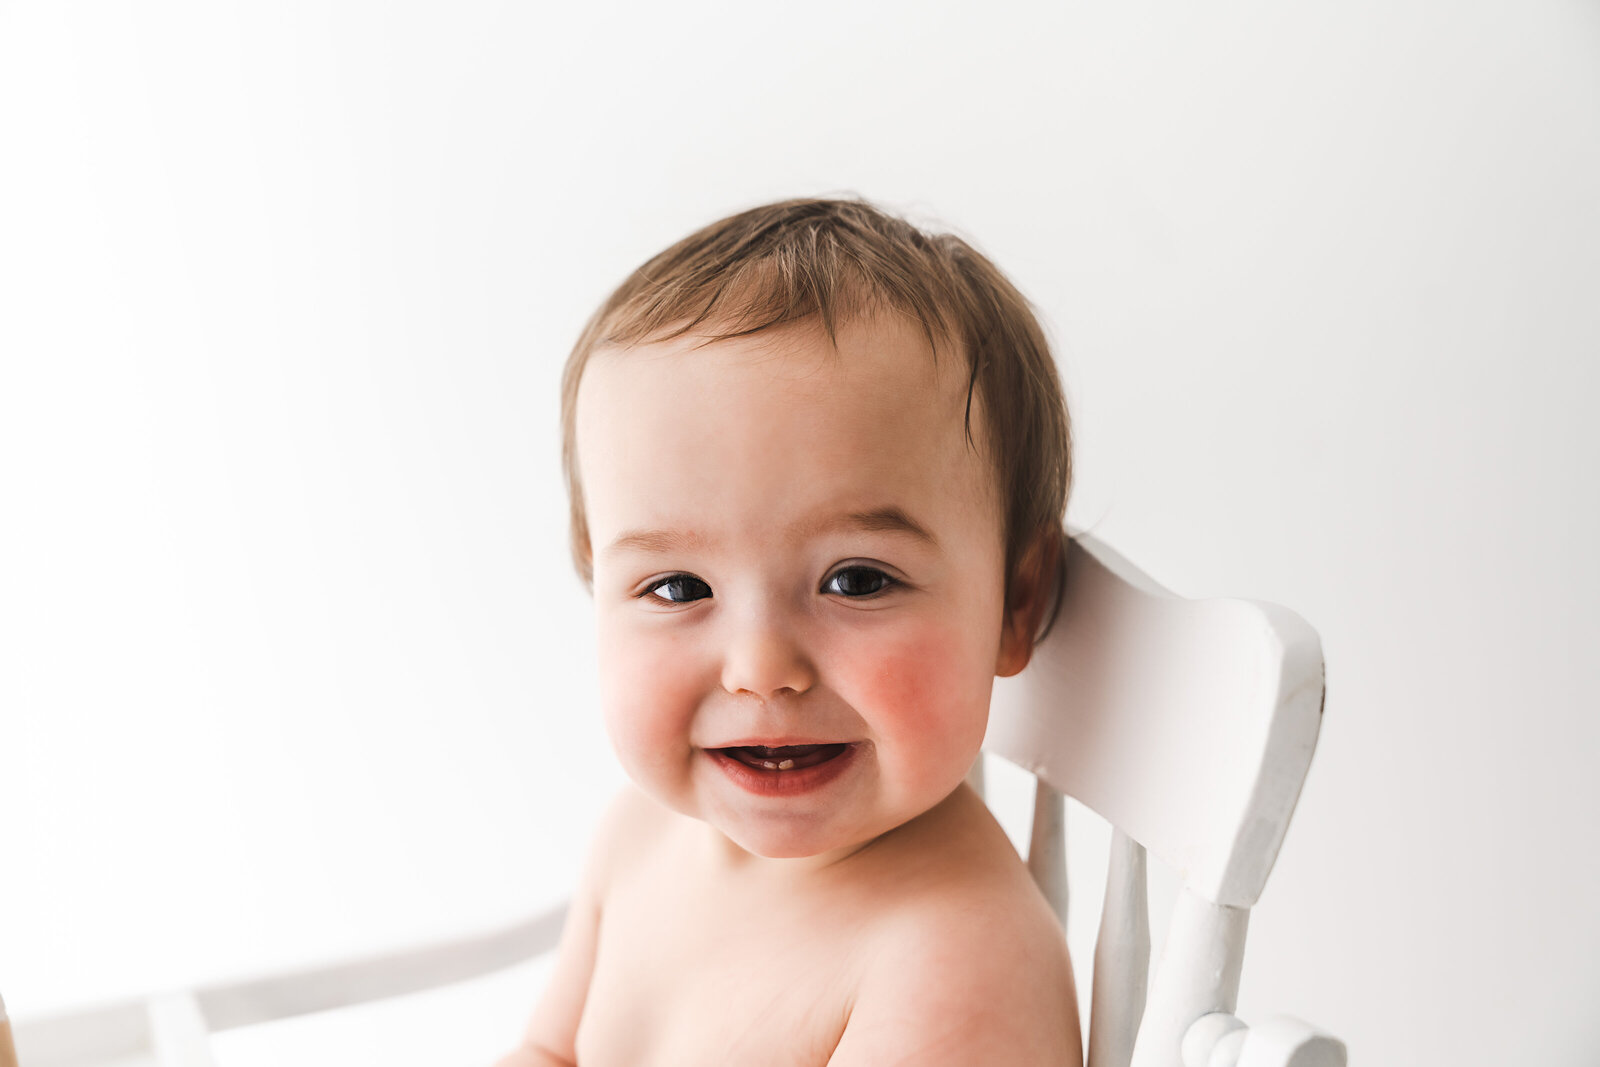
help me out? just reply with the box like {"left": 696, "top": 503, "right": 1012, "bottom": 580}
{"left": 10, "top": 903, "right": 568, "bottom": 1066}
{"left": 198, "top": 903, "right": 568, "bottom": 1030}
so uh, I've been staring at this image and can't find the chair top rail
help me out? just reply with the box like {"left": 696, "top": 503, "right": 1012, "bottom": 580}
{"left": 986, "top": 533, "right": 1325, "bottom": 908}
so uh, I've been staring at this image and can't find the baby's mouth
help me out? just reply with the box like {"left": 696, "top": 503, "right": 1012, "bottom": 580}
{"left": 718, "top": 743, "right": 849, "bottom": 771}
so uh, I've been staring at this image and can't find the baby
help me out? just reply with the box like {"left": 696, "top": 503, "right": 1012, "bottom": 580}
{"left": 498, "top": 199, "right": 1082, "bottom": 1066}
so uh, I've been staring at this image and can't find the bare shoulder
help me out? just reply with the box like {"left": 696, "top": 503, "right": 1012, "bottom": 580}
{"left": 831, "top": 888, "right": 1082, "bottom": 1066}
{"left": 586, "top": 781, "right": 675, "bottom": 887}
{"left": 828, "top": 790, "right": 1083, "bottom": 1066}
{"left": 499, "top": 784, "right": 670, "bottom": 1067}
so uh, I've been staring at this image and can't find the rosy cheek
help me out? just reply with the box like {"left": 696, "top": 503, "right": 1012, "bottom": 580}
{"left": 830, "top": 621, "right": 991, "bottom": 756}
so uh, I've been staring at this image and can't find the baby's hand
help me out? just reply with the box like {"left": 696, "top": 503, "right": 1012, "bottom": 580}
{"left": 491, "top": 1045, "right": 575, "bottom": 1067}
{"left": 0, "top": 990, "right": 19, "bottom": 1067}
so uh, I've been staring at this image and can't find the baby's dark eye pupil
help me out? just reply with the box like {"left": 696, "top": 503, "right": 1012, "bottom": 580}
{"left": 830, "top": 568, "right": 888, "bottom": 597}
{"left": 655, "top": 576, "right": 711, "bottom": 602}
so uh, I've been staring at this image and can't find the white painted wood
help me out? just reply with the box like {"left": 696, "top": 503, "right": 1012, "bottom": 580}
{"left": 11, "top": 906, "right": 565, "bottom": 1064}
{"left": 197, "top": 905, "right": 565, "bottom": 1030}
{"left": 988, "top": 534, "right": 1346, "bottom": 1066}
{"left": 1207, "top": 1028, "right": 1248, "bottom": 1067}
{"left": 1130, "top": 888, "right": 1249, "bottom": 1067}
{"left": 1234, "top": 1018, "right": 1347, "bottom": 1067}
{"left": 1185, "top": 1015, "right": 1347, "bottom": 1067}
{"left": 985, "top": 533, "right": 1341, "bottom": 1066}
{"left": 1087, "top": 829, "right": 1150, "bottom": 1067}
{"left": 145, "top": 992, "right": 215, "bottom": 1067}
{"left": 1027, "top": 779, "right": 1069, "bottom": 928}
{"left": 988, "top": 534, "right": 1325, "bottom": 909}
{"left": 1182, "top": 1013, "right": 1246, "bottom": 1067}
{"left": 9, "top": 999, "right": 151, "bottom": 1067}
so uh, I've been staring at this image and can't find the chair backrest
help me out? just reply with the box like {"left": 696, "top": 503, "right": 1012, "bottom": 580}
{"left": 980, "top": 533, "right": 1327, "bottom": 1067}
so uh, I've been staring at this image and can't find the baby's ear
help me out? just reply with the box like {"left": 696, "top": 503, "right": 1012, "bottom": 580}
{"left": 995, "top": 527, "right": 1062, "bottom": 678}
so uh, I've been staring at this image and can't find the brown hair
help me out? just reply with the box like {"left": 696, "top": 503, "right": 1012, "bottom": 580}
{"left": 560, "top": 197, "right": 1071, "bottom": 596}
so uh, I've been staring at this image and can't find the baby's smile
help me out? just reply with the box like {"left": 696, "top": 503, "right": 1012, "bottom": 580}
{"left": 716, "top": 742, "right": 852, "bottom": 771}
{"left": 706, "top": 742, "right": 860, "bottom": 798}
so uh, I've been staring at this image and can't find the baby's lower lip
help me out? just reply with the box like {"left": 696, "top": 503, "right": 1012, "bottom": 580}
{"left": 707, "top": 743, "right": 857, "bottom": 797}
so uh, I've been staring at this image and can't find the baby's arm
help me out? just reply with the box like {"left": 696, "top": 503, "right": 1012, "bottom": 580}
{"left": 493, "top": 789, "right": 636, "bottom": 1067}
{"left": 827, "top": 899, "right": 1082, "bottom": 1067}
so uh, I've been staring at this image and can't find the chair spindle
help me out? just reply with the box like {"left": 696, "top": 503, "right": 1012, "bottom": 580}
{"left": 1027, "top": 779, "right": 1068, "bottom": 928}
{"left": 1130, "top": 887, "right": 1248, "bottom": 1067}
{"left": 1088, "top": 828, "right": 1150, "bottom": 1067}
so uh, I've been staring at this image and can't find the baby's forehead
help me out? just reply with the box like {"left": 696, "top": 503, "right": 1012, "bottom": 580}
{"left": 577, "top": 318, "right": 1002, "bottom": 543}
{"left": 581, "top": 330, "right": 986, "bottom": 484}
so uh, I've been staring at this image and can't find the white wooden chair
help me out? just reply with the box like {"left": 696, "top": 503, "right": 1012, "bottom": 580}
{"left": 981, "top": 533, "right": 1346, "bottom": 1067}
{"left": 2, "top": 533, "right": 1345, "bottom": 1067}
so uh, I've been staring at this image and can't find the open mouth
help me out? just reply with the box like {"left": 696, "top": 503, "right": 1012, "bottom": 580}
{"left": 717, "top": 743, "right": 851, "bottom": 771}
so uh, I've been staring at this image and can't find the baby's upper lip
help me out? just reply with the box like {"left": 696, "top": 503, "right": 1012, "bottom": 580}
{"left": 709, "top": 738, "right": 851, "bottom": 749}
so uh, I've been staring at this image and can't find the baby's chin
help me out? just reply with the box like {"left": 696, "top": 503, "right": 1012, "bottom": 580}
{"left": 682, "top": 770, "right": 976, "bottom": 864}
{"left": 697, "top": 771, "right": 997, "bottom": 868}
{"left": 697, "top": 798, "right": 913, "bottom": 864}
{"left": 715, "top": 821, "right": 882, "bottom": 863}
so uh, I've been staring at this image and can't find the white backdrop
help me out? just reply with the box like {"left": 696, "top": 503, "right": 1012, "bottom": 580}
{"left": 2, "top": 2, "right": 1597, "bottom": 1064}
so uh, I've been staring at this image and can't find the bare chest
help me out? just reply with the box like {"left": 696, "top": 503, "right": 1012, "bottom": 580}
{"left": 575, "top": 870, "right": 865, "bottom": 1067}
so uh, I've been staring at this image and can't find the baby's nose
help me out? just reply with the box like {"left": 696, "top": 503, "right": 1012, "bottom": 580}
{"left": 719, "top": 620, "right": 817, "bottom": 699}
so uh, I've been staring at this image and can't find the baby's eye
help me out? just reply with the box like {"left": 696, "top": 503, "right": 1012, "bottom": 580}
{"left": 822, "top": 566, "right": 895, "bottom": 598}
{"left": 642, "top": 574, "right": 712, "bottom": 603}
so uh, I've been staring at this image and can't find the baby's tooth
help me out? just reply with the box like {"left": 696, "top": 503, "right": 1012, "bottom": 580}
{"left": 777, "top": 759, "right": 795, "bottom": 770}
{"left": 760, "top": 760, "right": 778, "bottom": 770}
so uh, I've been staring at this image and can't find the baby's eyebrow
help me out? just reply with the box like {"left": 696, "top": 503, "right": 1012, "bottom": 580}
{"left": 604, "top": 528, "right": 710, "bottom": 558}
{"left": 809, "top": 506, "right": 939, "bottom": 547}
{"left": 604, "top": 506, "right": 938, "bottom": 560}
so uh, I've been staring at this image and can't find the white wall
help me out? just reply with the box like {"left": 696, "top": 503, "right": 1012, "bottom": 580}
{"left": 1, "top": 2, "right": 1595, "bottom": 1064}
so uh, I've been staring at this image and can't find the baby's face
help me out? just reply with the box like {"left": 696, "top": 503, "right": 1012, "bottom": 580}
{"left": 575, "top": 315, "right": 1026, "bottom": 862}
